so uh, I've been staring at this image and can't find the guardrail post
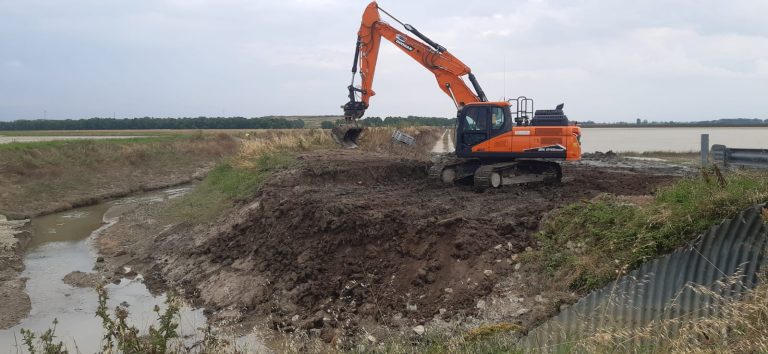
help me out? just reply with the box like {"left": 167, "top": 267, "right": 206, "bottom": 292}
{"left": 701, "top": 134, "right": 709, "bottom": 167}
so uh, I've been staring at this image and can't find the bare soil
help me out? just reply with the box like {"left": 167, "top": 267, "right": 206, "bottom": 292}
{"left": 0, "top": 216, "right": 31, "bottom": 329}
{"left": 95, "top": 149, "right": 680, "bottom": 342}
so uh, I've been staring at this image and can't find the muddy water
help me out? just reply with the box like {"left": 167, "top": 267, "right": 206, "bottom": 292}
{"left": 0, "top": 189, "right": 205, "bottom": 353}
{"left": 582, "top": 127, "right": 768, "bottom": 152}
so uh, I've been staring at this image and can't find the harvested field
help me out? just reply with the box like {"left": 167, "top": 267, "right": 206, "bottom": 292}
{"left": 103, "top": 148, "right": 679, "bottom": 342}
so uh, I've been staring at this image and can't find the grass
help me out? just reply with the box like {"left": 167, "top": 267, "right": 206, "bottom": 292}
{"left": 0, "top": 133, "right": 238, "bottom": 217}
{"left": 269, "top": 322, "right": 524, "bottom": 354}
{"left": 570, "top": 273, "right": 768, "bottom": 353}
{"left": 0, "top": 130, "right": 179, "bottom": 137}
{"left": 529, "top": 168, "right": 768, "bottom": 294}
{"left": 166, "top": 129, "right": 335, "bottom": 221}
{"left": 18, "top": 286, "right": 243, "bottom": 354}
{"left": 0, "top": 136, "right": 184, "bottom": 151}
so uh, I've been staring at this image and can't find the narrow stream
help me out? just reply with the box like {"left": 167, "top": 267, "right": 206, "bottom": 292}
{"left": 0, "top": 188, "right": 206, "bottom": 353}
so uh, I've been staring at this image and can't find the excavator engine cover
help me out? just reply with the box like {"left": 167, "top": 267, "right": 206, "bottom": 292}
{"left": 331, "top": 125, "right": 364, "bottom": 149}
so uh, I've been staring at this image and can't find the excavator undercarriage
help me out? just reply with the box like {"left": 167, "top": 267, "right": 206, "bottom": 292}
{"left": 429, "top": 158, "right": 562, "bottom": 190}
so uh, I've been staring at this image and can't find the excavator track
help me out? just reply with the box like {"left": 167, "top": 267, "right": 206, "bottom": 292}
{"left": 429, "top": 158, "right": 481, "bottom": 184}
{"left": 473, "top": 160, "right": 563, "bottom": 190}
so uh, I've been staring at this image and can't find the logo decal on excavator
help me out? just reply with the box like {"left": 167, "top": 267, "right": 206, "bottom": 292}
{"left": 395, "top": 34, "right": 414, "bottom": 51}
{"left": 525, "top": 144, "right": 566, "bottom": 152}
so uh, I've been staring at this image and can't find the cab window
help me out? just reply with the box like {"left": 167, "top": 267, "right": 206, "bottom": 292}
{"left": 490, "top": 107, "right": 504, "bottom": 130}
{"left": 464, "top": 115, "right": 477, "bottom": 130}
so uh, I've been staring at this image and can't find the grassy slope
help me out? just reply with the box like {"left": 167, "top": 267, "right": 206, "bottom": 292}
{"left": 530, "top": 169, "right": 768, "bottom": 294}
{"left": 0, "top": 134, "right": 238, "bottom": 217}
{"left": 165, "top": 129, "right": 336, "bottom": 222}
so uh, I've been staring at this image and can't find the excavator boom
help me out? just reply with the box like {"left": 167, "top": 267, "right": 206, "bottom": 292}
{"left": 334, "top": 1, "right": 487, "bottom": 147}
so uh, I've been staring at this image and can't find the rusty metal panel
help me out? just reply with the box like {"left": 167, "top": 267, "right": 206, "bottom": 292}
{"left": 524, "top": 203, "right": 768, "bottom": 350}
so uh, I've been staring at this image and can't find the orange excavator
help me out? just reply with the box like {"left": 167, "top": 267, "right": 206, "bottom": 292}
{"left": 334, "top": 2, "right": 582, "bottom": 188}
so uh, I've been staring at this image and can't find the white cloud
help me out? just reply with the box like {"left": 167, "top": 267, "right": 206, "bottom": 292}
{"left": 1, "top": 0, "right": 767, "bottom": 121}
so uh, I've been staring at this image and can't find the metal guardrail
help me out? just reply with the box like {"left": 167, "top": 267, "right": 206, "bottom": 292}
{"left": 391, "top": 130, "right": 416, "bottom": 145}
{"left": 712, "top": 144, "right": 768, "bottom": 168}
{"left": 524, "top": 203, "right": 768, "bottom": 350}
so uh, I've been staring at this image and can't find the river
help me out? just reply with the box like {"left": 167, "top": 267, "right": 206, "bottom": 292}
{"left": 580, "top": 127, "right": 768, "bottom": 153}
{"left": 0, "top": 189, "right": 207, "bottom": 353}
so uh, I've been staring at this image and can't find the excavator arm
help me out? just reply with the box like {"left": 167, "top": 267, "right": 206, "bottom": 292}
{"left": 342, "top": 1, "right": 487, "bottom": 121}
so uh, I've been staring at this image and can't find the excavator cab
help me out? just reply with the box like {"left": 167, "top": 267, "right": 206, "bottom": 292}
{"left": 456, "top": 103, "right": 512, "bottom": 154}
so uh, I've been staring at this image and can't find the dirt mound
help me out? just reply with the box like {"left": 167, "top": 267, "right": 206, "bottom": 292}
{"left": 146, "top": 150, "right": 676, "bottom": 339}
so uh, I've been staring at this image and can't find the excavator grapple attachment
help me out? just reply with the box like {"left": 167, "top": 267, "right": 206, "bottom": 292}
{"left": 331, "top": 125, "right": 364, "bottom": 149}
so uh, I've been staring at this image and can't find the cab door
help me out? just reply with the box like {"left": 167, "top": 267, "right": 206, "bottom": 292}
{"left": 457, "top": 106, "right": 490, "bottom": 153}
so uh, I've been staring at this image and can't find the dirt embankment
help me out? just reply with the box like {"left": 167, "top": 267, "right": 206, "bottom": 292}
{"left": 0, "top": 215, "right": 31, "bottom": 330}
{"left": 0, "top": 135, "right": 238, "bottom": 219}
{"left": 96, "top": 148, "right": 678, "bottom": 342}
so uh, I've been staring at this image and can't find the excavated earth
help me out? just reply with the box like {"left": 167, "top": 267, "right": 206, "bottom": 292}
{"left": 105, "top": 149, "right": 679, "bottom": 341}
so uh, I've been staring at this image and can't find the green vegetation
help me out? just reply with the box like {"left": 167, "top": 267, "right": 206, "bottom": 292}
{"left": 18, "top": 287, "right": 237, "bottom": 354}
{"left": 166, "top": 152, "right": 296, "bottom": 221}
{"left": 166, "top": 129, "right": 335, "bottom": 221}
{"left": 531, "top": 168, "right": 768, "bottom": 293}
{"left": 0, "top": 134, "right": 238, "bottom": 217}
{"left": 0, "top": 116, "right": 304, "bottom": 131}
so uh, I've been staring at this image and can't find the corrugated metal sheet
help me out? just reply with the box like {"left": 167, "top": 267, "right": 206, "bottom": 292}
{"left": 524, "top": 203, "right": 768, "bottom": 350}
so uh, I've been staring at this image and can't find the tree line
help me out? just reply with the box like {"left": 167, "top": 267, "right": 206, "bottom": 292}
{"left": 0, "top": 117, "right": 305, "bottom": 131}
{"left": 320, "top": 116, "right": 455, "bottom": 129}
{"left": 581, "top": 118, "right": 768, "bottom": 126}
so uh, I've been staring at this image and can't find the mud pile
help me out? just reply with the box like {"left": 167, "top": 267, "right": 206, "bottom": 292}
{"left": 145, "top": 150, "right": 675, "bottom": 339}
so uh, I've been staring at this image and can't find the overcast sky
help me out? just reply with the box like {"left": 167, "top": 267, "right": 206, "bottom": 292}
{"left": 1, "top": 0, "right": 767, "bottom": 122}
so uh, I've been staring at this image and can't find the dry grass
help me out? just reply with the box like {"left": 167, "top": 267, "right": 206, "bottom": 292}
{"left": 0, "top": 135, "right": 239, "bottom": 217}
{"left": 356, "top": 127, "right": 442, "bottom": 159}
{"left": 234, "top": 129, "right": 335, "bottom": 169}
{"left": 529, "top": 169, "right": 768, "bottom": 294}
{"left": 574, "top": 274, "right": 768, "bottom": 353}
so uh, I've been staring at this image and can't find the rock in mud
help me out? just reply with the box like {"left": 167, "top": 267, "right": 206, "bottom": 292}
{"left": 62, "top": 271, "right": 100, "bottom": 288}
{"left": 412, "top": 325, "right": 425, "bottom": 335}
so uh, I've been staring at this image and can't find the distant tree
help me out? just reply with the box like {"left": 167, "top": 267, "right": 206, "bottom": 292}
{"left": 320, "top": 121, "right": 335, "bottom": 129}
{"left": 0, "top": 116, "right": 308, "bottom": 131}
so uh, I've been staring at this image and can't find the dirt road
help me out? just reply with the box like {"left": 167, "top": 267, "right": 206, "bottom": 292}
{"left": 94, "top": 148, "right": 681, "bottom": 343}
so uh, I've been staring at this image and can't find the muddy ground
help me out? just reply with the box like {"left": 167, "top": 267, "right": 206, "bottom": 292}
{"left": 94, "top": 149, "right": 684, "bottom": 343}
{"left": 0, "top": 215, "right": 30, "bottom": 329}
